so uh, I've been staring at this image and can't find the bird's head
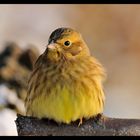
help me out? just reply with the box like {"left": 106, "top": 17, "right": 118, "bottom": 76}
{"left": 45, "top": 27, "right": 90, "bottom": 62}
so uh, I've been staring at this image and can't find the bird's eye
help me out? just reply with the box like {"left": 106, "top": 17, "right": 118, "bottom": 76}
{"left": 64, "top": 41, "right": 71, "bottom": 47}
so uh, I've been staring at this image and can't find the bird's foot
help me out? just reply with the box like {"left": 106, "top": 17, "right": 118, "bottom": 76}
{"left": 78, "top": 118, "right": 83, "bottom": 127}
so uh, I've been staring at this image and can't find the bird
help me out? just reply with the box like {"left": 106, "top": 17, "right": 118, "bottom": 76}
{"left": 25, "top": 27, "right": 106, "bottom": 126}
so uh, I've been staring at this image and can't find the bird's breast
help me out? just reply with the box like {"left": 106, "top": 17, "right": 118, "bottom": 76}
{"left": 26, "top": 57, "right": 105, "bottom": 123}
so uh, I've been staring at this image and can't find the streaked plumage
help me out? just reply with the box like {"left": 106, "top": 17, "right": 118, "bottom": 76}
{"left": 25, "top": 27, "right": 106, "bottom": 124}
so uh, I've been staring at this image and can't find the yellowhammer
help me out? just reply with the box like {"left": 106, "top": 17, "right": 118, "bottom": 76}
{"left": 25, "top": 27, "right": 106, "bottom": 125}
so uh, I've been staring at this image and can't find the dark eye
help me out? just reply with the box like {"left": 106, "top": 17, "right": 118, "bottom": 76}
{"left": 64, "top": 41, "right": 71, "bottom": 47}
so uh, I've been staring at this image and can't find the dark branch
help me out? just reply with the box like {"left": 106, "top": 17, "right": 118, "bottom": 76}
{"left": 15, "top": 114, "right": 140, "bottom": 136}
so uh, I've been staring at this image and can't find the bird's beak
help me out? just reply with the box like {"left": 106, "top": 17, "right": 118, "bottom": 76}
{"left": 47, "top": 43, "right": 57, "bottom": 50}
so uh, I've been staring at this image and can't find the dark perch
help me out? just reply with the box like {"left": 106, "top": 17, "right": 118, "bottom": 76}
{"left": 15, "top": 114, "right": 140, "bottom": 136}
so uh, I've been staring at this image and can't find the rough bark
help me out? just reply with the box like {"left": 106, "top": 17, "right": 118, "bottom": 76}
{"left": 15, "top": 114, "right": 140, "bottom": 136}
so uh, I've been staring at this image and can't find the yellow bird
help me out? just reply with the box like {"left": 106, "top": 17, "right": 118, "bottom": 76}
{"left": 25, "top": 27, "right": 106, "bottom": 125}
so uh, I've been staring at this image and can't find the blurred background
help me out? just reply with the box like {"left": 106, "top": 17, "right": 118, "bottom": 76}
{"left": 0, "top": 4, "right": 140, "bottom": 135}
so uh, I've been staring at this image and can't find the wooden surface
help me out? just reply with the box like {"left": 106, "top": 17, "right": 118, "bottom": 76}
{"left": 15, "top": 114, "right": 140, "bottom": 136}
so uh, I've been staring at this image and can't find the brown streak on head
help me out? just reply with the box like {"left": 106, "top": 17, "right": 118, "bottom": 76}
{"left": 48, "top": 27, "right": 74, "bottom": 44}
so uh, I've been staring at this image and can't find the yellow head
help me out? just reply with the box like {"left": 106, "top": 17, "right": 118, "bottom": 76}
{"left": 45, "top": 27, "right": 90, "bottom": 62}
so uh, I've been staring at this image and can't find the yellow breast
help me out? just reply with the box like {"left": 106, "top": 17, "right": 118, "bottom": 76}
{"left": 26, "top": 81, "right": 104, "bottom": 124}
{"left": 25, "top": 56, "right": 105, "bottom": 124}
